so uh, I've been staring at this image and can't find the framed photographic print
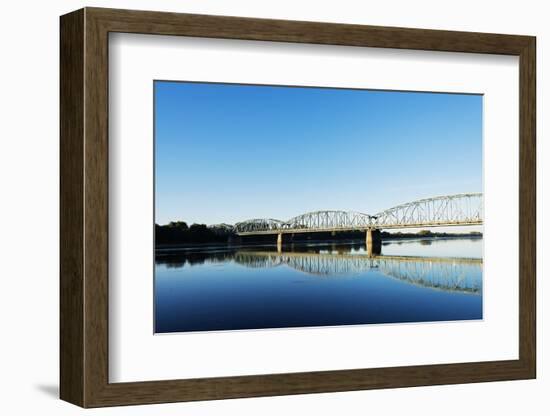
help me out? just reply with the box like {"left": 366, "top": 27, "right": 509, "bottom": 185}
{"left": 60, "top": 7, "right": 536, "bottom": 408}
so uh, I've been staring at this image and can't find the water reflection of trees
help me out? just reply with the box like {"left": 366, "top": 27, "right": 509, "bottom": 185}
{"left": 155, "top": 241, "right": 366, "bottom": 268}
{"left": 156, "top": 249, "right": 236, "bottom": 268}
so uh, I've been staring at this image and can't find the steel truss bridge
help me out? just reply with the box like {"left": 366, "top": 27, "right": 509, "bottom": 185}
{"left": 232, "top": 193, "right": 483, "bottom": 235}
{"left": 234, "top": 251, "right": 482, "bottom": 294}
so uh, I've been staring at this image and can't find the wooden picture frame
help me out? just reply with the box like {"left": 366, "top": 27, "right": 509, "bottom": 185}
{"left": 60, "top": 7, "right": 536, "bottom": 408}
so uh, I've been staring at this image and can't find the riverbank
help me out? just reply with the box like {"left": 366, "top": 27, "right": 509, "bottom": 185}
{"left": 156, "top": 234, "right": 483, "bottom": 253}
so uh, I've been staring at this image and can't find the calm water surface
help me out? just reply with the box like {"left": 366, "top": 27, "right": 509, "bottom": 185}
{"left": 155, "top": 238, "right": 482, "bottom": 333}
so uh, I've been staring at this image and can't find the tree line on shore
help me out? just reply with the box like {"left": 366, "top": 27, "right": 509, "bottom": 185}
{"left": 155, "top": 221, "right": 482, "bottom": 246}
{"left": 155, "top": 221, "right": 233, "bottom": 245}
{"left": 382, "top": 229, "right": 482, "bottom": 239}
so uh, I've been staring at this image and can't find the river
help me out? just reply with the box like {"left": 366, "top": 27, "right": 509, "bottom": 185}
{"left": 155, "top": 237, "right": 482, "bottom": 333}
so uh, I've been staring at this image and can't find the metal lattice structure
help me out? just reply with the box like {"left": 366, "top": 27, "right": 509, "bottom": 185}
{"left": 233, "top": 251, "right": 482, "bottom": 293}
{"left": 233, "top": 218, "right": 286, "bottom": 234}
{"left": 285, "top": 211, "right": 372, "bottom": 231}
{"left": 233, "top": 193, "right": 483, "bottom": 235}
{"left": 373, "top": 193, "right": 483, "bottom": 229}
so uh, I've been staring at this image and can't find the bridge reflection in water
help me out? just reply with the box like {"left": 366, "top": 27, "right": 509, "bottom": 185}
{"left": 233, "top": 251, "right": 482, "bottom": 294}
{"left": 155, "top": 238, "right": 483, "bottom": 332}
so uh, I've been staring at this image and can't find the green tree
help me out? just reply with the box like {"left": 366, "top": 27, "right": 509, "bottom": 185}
{"left": 168, "top": 221, "right": 188, "bottom": 230}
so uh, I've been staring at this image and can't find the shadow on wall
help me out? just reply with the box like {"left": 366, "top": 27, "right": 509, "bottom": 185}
{"left": 34, "top": 384, "right": 58, "bottom": 399}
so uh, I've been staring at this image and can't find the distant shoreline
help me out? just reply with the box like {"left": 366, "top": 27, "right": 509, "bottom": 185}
{"left": 155, "top": 234, "right": 482, "bottom": 252}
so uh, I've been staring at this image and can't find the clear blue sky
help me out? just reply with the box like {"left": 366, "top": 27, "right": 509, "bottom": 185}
{"left": 155, "top": 81, "right": 482, "bottom": 226}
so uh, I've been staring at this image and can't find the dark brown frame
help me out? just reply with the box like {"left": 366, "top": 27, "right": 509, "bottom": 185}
{"left": 60, "top": 7, "right": 536, "bottom": 408}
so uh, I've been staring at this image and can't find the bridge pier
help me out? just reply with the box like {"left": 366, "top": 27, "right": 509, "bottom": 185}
{"left": 366, "top": 229, "right": 381, "bottom": 257}
{"left": 277, "top": 233, "right": 283, "bottom": 253}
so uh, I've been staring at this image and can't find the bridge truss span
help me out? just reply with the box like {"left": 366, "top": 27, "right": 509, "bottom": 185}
{"left": 373, "top": 193, "right": 483, "bottom": 229}
{"left": 233, "top": 193, "right": 483, "bottom": 235}
{"left": 285, "top": 210, "right": 372, "bottom": 232}
{"left": 233, "top": 218, "right": 286, "bottom": 234}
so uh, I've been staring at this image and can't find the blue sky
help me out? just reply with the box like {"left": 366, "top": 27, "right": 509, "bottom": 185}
{"left": 155, "top": 81, "right": 482, "bottom": 226}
